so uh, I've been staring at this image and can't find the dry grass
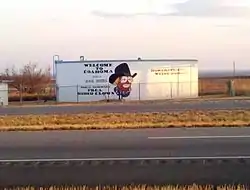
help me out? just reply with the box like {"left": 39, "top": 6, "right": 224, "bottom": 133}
{"left": 1, "top": 110, "right": 250, "bottom": 131}
{"left": 2, "top": 184, "right": 248, "bottom": 190}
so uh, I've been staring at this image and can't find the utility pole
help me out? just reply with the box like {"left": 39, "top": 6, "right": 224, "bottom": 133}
{"left": 53, "top": 55, "right": 60, "bottom": 79}
{"left": 233, "top": 61, "right": 236, "bottom": 78}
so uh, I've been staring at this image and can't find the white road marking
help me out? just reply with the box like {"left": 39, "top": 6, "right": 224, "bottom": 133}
{"left": 148, "top": 135, "right": 250, "bottom": 140}
{"left": 1, "top": 156, "right": 250, "bottom": 162}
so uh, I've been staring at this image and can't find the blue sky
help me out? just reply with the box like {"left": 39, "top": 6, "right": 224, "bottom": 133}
{"left": 0, "top": 0, "right": 250, "bottom": 71}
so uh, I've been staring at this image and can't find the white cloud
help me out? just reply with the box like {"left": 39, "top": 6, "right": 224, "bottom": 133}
{"left": 90, "top": 0, "right": 186, "bottom": 17}
{"left": 173, "top": 0, "right": 250, "bottom": 17}
{"left": 220, "top": 0, "right": 250, "bottom": 7}
{"left": 90, "top": 0, "right": 250, "bottom": 18}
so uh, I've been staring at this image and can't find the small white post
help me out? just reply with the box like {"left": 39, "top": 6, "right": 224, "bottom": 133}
{"left": 0, "top": 97, "right": 3, "bottom": 106}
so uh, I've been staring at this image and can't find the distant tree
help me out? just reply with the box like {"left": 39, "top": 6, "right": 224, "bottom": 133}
{"left": 21, "top": 62, "right": 51, "bottom": 94}
{"left": 1, "top": 65, "right": 24, "bottom": 91}
{"left": 1, "top": 62, "right": 52, "bottom": 95}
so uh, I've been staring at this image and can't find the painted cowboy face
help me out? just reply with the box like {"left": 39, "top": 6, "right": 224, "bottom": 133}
{"left": 115, "top": 76, "right": 133, "bottom": 92}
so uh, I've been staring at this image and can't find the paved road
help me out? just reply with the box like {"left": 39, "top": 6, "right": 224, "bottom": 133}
{"left": 1, "top": 99, "right": 250, "bottom": 115}
{"left": 2, "top": 127, "right": 250, "bottom": 186}
{"left": 2, "top": 127, "right": 250, "bottom": 160}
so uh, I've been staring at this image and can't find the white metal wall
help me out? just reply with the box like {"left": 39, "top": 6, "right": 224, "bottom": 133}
{"left": 0, "top": 83, "right": 8, "bottom": 106}
{"left": 56, "top": 60, "right": 198, "bottom": 102}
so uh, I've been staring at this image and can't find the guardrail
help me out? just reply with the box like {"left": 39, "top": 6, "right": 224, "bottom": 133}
{"left": 1, "top": 157, "right": 250, "bottom": 187}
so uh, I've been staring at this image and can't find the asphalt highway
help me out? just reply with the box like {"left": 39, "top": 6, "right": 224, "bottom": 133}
{"left": 1, "top": 127, "right": 250, "bottom": 160}
{"left": 2, "top": 127, "right": 250, "bottom": 186}
{"left": 0, "top": 99, "right": 250, "bottom": 115}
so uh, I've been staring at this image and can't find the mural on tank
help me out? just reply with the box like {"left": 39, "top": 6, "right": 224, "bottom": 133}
{"left": 108, "top": 62, "right": 137, "bottom": 98}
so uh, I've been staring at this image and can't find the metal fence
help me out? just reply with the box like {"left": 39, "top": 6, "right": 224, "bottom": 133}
{"left": 4, "top": 84, "right": 56, "bottom": 104}
{"left": 2, "top": 77, "right": 250, "bottom": 104}
{"left": 199, "top": 77, "right": 250, "bottom": 97}
{"left": 57, "top": 81, "right": 199, "bottom": 103}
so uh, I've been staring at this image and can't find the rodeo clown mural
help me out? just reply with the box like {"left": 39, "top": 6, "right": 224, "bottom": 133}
{"left": 108, "top": 63, "right": 137, "bottom": 99}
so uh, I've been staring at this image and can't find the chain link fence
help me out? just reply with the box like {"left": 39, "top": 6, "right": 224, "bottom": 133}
{"left": 5, "top": 84, "right": 56, "bottom": 105}
{"left": 57, "top": 81, "right": 198, "bottom": 103}
{"left": 2, "top": 77, "right": 250, "bottom": 104}
{"left": 199, "top": 77, "right": 250, "bottom": 97}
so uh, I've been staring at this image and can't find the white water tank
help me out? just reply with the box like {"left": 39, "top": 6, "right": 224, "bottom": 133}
{"left": 0, "top": 83, "right": 8, "bottom": 106}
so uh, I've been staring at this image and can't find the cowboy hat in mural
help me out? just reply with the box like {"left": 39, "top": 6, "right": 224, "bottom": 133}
{"left": 109, "top": 62, "right": 137, "bottom": 98}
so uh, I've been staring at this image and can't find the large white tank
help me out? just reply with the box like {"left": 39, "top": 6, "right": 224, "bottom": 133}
{"left": 55, "top": 58, "right": 198, "bottom": 102}
{"left": 0, "top": 83, "right": 9, "bottom": 106}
